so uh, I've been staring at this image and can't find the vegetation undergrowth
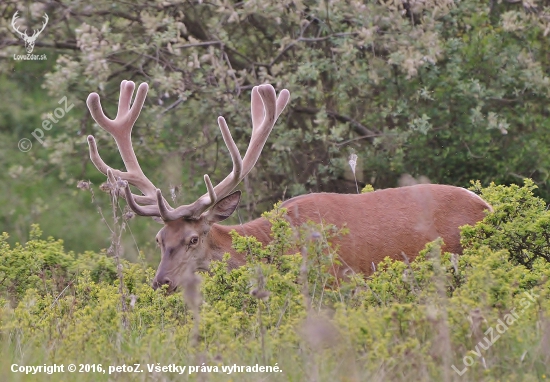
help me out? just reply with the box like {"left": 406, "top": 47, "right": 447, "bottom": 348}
{"left": 1, "top": 180, "right": 550, "bottom": 381}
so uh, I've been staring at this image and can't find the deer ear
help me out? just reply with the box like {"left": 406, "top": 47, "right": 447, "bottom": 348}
{"left": 206, "top": 190, "right": 241, "bottom": 223}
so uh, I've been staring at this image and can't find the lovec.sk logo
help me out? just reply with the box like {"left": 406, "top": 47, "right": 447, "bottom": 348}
{"left": 11, "top": 11, "right": 48, "bottom": 60}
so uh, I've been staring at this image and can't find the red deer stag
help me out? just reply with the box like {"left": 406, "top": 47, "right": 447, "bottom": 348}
{"left": 86, "top": 80, "right": 492, "bottom": 292}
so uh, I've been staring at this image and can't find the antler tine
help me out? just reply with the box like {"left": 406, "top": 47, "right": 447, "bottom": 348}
{"left": 11, "top": 12, "right": 27, "bottom": 39}
{"left": 87, "top": 81, "right": 290, "bottom": 222}
{"left": 86, "top": 80, "right": 166, "bottom": 216}
{"left": 243, "top": 85, "right": 290, "bottom": 173}
{"left": 31, "top": 13, "right": 48, "bottom": 37}
{"left": 87, "top": 81, "right": 145, "bottom": 139}
{"left": 157, "top": 122, "right": 237, "bottom": 221}
{"left": 161, "top": 84, "right": 290, "bottom": 221}
{"left": 123, "top": 184, "right": 163, "bottom": 216}
{"left": 212, "top": 85, "right": 290, "bottom": 194}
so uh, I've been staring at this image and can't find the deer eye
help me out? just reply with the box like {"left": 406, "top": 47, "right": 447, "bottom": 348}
{"left": 189, "top": 236, "right": 199, "bottom": 246}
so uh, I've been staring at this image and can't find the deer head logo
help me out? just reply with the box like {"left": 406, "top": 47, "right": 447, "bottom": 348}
{"left": 11, "top": 11, "right": 48, "bottom": 54}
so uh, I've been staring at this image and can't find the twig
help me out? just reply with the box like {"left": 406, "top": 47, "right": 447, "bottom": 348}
{"left": 159, "top": 97, "right": 185, "bottom": 115}
{"left": 171, "top": 40, "right": 224, "bottom": 49}
{"left": 293, "top": 106, "right": 378, "bottom": 136}
{"left": 335, "top": 132, "right": 396, "bottom": 146}
{"left": 110, "top": 180, "right": 129, "bottom": 328}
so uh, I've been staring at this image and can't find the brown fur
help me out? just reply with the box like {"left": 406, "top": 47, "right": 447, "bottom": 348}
{"left": 210, "top": 184, "right": 491, "bottom": 277}
{"left": 153, "top": 184, "right": 491, "bottom": 289}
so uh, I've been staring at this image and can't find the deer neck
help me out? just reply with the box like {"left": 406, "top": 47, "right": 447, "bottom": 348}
{"left": 208, "top": 216, "right": 272, "bottom": 269}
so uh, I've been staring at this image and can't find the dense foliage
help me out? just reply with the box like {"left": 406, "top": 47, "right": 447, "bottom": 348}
{"left": 1, "top": 182, "right": 550, "bottom": 381}
{"left": 3, "top": 0, "right": 550, "bottom": 253}
{"left": 3, "top": 2, "right": 550, "bottom": 378}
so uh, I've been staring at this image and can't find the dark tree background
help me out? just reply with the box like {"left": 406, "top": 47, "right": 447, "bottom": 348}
{"left": 1, "top": 0, "right": 550, "bottom": 260}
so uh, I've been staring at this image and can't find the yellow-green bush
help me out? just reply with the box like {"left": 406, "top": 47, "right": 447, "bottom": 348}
{"left": 1, "top": 182, "right": 550, "bottom": 381}
{"left": 463, "top": 179, "right": 550, "bottom": 268}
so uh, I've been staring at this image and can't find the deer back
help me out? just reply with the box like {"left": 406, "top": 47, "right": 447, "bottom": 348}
{"left": 216, "top": 184, "right": 491, "bottom": 277}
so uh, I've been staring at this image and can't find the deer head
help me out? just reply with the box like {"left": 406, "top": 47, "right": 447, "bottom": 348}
{"left": 86, "top": 80, "right": 290, "bottom": 292}
{"left": 11, "top": 11, "right": 48, "bottom": 54}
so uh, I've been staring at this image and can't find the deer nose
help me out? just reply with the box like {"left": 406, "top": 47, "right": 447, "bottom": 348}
{"left": 152, "top": 277, "right": 173, "bottom": 291}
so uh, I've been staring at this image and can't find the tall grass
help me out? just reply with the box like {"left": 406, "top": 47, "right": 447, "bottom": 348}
{"left": 1, "top": 181, "right": 549, "bottom": 381}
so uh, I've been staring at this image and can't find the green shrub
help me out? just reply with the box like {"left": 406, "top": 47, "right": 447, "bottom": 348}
{"left": 1, "top": 181, "right": 550, "bottom": 381}
{"left": 0, "top": 225, "right": 117, "bottom": 305}
{"left": 463, "top": 179, "right": 550, "bottom": 268}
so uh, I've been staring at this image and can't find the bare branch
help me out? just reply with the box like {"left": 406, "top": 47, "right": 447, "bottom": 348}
{"left": 293, "top": 106, "right": 378, "bottom": 136}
